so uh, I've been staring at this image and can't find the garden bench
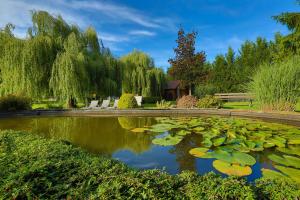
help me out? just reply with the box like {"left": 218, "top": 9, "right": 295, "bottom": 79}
{"left": 214, "top": 93, "right": 254, "bottom": 106}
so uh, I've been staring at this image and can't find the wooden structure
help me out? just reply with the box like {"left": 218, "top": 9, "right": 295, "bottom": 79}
{"left": 164, "top": 80, "right": 188, "bottom": 100}
{"left": 214, "top": 93, "right": 254, "bottom": 105}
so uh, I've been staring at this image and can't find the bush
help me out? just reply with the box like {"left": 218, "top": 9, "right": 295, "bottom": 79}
{"left": 0, "top": 95, "right": 31, "bottom": 111}
{"left": 117, "top": 93, "right": 138, "bottom": 109}
{"left": 195, "top": 84, "right": 218, "bottom": 98}
{"left": 1, "top": 130, "right": 300, "bottom": 199}
{"left": 249, "top": 56, "right": 300, "bottom": 111}
{"left": 197, "top": 95, "right": 223, "bottom": 108}
{"left": 177, "top": 95, "right": 198, "bottom": 108}
{"left": 143, "top": 96, "right": 162, "bottom": 104}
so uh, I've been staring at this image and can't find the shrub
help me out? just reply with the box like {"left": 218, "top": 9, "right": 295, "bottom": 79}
{"left": 117, "top": 93, "right": 138, "bottom": 109}
{"left": 156, "top": 100, "right": 172, "bottom": 109}
{"left": 0, "top": 95, "right": 31, "bottom": 111}
{"left": 255, "top": 178, "right": 300, "bottom": 200}
{"left": 249, "top": 56, "right": 300, "bottom": 111}
{"left": 177, "top": 95, "right": 198, "bottom": 108}
{"left": 143, "top": 96, "right": 162, "bottom": 104}
{"left": 195, "top": 84, "right": 218, "bottom": 98}
{"left": 197, "top": 95, "right": 223, "bottom": 108}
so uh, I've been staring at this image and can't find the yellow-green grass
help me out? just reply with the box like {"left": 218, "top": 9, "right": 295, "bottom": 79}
{"left": 222, "top": 101, "right": 300, "bottom": 112}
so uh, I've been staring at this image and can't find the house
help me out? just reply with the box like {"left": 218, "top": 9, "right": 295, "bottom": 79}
{"left": 164, "top": 80, "right": 189, "bottom": 100}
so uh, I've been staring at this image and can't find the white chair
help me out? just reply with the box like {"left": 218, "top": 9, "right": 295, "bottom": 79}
{"left": 87, "top": 100, "right": 99, "bottom": 109}
{"left": 134, "top": 96, "right": 143, "bottom": 107}
{"left": 100, "top": 99, "right": 110, "bottom": 109}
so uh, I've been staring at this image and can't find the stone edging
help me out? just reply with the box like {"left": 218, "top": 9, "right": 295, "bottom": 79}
{"left": 0, "top": 109, "right": 300, "bottom": 126}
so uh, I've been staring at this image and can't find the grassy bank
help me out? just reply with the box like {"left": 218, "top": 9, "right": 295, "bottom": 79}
{"left": 1, "top": 130, "right": 299, "bottom": 199}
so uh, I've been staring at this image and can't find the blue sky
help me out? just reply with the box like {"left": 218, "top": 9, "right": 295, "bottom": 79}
{"left": 0, "top": 0, "right": 298, "bottom": 69}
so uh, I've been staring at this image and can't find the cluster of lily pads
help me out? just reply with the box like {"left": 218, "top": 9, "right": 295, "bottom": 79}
{"left": 133, "top": 117, "right": 300, "bottom": 184}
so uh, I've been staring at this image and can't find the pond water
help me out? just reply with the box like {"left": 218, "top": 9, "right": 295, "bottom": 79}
{"left": 0, "top": 116, "right": 299, "bottom": 182}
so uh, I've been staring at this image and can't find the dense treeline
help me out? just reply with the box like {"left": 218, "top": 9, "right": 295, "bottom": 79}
{"left": 202, "top": 9, "right": 300, "bottom": 94}
{"left": 0, "top": 11, "right": 165, "bottom": 107}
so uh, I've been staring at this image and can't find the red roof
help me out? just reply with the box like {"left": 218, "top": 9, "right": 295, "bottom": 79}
{"left": 165, "top": 80, "right": 180, "bottom": 90}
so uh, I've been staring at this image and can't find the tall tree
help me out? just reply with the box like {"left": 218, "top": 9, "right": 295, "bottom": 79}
{"left": 168, "top": 28, "right": 206, "bottom": 95}
{"left": 50, "top": 33, "right": 89, "bottom": 107}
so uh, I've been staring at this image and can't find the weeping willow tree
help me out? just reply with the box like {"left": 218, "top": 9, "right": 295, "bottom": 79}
{"left": 0, "top": 10, "right": 123, "bottom": 107}
{"left": 121, "top": 50, "right": 165, "bottom": 97}
{"left": 50, "top": 33, "right": 89, "bottom": 107}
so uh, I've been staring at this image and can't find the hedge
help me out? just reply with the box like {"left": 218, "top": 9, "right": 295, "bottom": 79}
{"left": 0, "top": 130, "right": 299, "bottom": 199}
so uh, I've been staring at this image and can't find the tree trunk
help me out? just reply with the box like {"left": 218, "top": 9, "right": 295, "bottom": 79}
{"left": 189, "top": 84, "right": 192, "bottom": 96}
{"left": 67, "top": 96, "right": 76, "bottom": 108}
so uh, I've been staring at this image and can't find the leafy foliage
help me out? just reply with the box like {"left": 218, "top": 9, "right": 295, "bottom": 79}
{"left": 120, "top": 50, "right": 165, "bottom": 97}
{"left": 197, "top": 95, "right": 223, "bottom": 108}
{"left": 168, "top": 28, "right": 207, "bottom": 94}
{"left": 176, "top": 95, "right": 198, "bottom": 108}
{"left": 156, "top": 100, "right": 172, "bottom": 109}
{"left": 249, "top": 56, "right": 300, "bottom": 111}
{"left": 117, "top": 93, "right": 138, "bottom": 109}
{"left": 0, "top": 94, "right": 31, "bottom": 111}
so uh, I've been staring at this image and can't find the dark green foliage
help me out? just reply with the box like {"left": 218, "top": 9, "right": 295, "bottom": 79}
{"left": 197, "top": 95, "right": 223, "bottom": 108}
{"left": 0, "top": 130, "right": 299, "bottom": 199}
{"left": 0, "top": 95, "right": 31, "bottom": 111}
{"left": 180, "top": 172, "right": 255, "bottom": 200}
{"left": 177, "top": 95, "right": 198, "bottom": 108}
{"left": 194, "top": 84, "right": 218, "bottom": 98}
{"left": 255, "top": 178, "right": 300, "bottom": 200}
{"left": 142, "top": 96, "right": 162, "bottom": 104}
{"left": 118, "top": 93, "right": 138, "bottom": 109}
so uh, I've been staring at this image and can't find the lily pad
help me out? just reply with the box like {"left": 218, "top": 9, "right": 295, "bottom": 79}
{"left": 152, "top": 135, "right": 183, "bottom": 146}
{"left": 193, "top": 127, "right": 205, "bottom": 132}
{"left": 268, "top": 154, "right": 300, "bottom": 169}
{"left": 177, "top": 130, "right": 191, "bottom": 136}
{"left": 287, "top": 135, "right": 300, "bottom": 145}
{"left": 274, "top": 165, "right": 300, "bottom": 184}
{"left": 213, "top": 160, "right": 252, "bottom": 176}
{"left": 261, "top": 168, "right": 288, "bottom": 180}
{"left": 231, "top": 152, "right": 256, "bottom": 166}
{"left": 213, "top": 137, "right": 226, "bottom": 146}
{"left": 277, "top": 146, "right": 300, "bottom": 156}
{"left": 130, "top": 128, "right": 149, "bottom": 133}
{"left": 189, "top": 147, "right": 209, "bottom": 157}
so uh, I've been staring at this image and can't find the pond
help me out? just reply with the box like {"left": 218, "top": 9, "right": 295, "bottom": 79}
{"left": 0, "top": 116, "right": 299, "bottom": 183}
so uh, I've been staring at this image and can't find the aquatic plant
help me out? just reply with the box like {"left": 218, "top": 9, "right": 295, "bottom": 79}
{"left": 146, "top": 116, "right": 300, "bottom": 179}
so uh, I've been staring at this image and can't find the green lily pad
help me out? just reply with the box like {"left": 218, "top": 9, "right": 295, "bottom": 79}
{"left": 130, "top": 128, "right": 149, "bottom": 133}
{"left": 274, "top": 165, "right": 300, "bottom": 184}
{"left": 231, "top": 152, "right": 256, "bottom": 166}
{"left": 213, "top": 160, "right": 252, "bottom": 176}
{"left": 277, "top": 146, "right": 300, "bottom": 156}
{"left": 213, "top": 137, "right": 226, "bottom": 146}
{"left": 193, "top": 127, "right": 205, "bottom": 132}
{"left": 152, "top": 135, "right": 183, "bottom": 146}
{"left": 288, "top": 135, "right": 300, "bottom": 145}
{"left": 177, "top": 130, "right": 191, "bottom": 136}
{"left": 189, "top": 147, "right": 209, "bottom": 157}
{"left": 261, "top": 168, "right": 288, "bottom": 180}
{"left": 202, "top": 137, "right": 213, "bottom": 148}
{"left": 268, "top": 154, "right": 300, "bottom": 168}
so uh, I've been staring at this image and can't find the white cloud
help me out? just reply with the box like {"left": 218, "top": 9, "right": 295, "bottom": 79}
{"left": 129, "top": 30, "right": 156, "bottom": 36}
{"left": 66, "top": 0, "right": 170, "bottom": 28}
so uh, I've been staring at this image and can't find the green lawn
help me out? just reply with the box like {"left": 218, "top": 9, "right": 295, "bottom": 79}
{"left": 222, "top": 101, "right": 300, "bottom": 112}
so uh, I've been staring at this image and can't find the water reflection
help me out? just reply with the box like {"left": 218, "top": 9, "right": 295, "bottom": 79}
{"left": 0, "top": 117, "right": 155, "bottom": 155}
